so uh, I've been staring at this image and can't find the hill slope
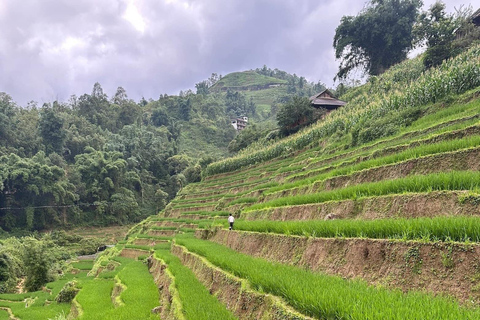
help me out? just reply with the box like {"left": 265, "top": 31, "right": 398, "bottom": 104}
{"left": 210, "top": 71, "right": 288, "bottom": 92}
{"left": 144, "top": 45, "right": 480, "bottom": 318}
{"left": 1, "top": 46, "right": 480, "bottom": 319}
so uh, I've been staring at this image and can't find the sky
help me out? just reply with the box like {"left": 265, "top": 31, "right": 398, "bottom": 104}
{"left": 0, "top": 0, "right": 474, "bottom": 106}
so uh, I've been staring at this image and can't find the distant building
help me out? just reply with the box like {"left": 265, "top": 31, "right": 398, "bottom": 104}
{"left": 231, "top": 116, "right": 248, "bottom": 131}
{"left": 309, "top": 89, "right": 346, "bottom": 111}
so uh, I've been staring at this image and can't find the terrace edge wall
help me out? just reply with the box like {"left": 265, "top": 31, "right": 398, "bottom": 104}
{"left": 200, "top": 229, "right": 480, "bottom": 304}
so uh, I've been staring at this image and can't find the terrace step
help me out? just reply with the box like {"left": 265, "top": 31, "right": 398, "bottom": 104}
{"left": 120, "top": 248, "right": 149, "bottom": 259}
{"left": 264, "top": 146, "right": 480, "bottom": 201}
{"left": 171, "top": 243, "right": 314, "bottom": 320}
{"left": 148, "top": 257, "right": 184, "bottom": 320}
{"left": 148, "top": 230, "right": 176, "bottom": 237}
{"left": 200, "top": 229, "right": 480, "bottom": 305}
{"left": 300, "top": 122, "right": 480, "bottom": 177}
{"left": 133, "top": 239, "right": 168, "bottom": 246}
{"left": 242, "top": 191, "right": 480, "bottom": 221}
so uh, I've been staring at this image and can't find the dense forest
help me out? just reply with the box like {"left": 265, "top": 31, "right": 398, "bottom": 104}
{"left": 0, "top": 68, "right": 325, "bottom": 232}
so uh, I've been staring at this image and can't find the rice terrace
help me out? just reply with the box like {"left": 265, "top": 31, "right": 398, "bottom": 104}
{"left": 1, "top": 1, "right": 480, "bottom": 319}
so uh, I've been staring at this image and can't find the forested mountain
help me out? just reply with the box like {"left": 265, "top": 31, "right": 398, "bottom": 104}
{"left": 0, "top": 67, "right": 323, "bottom": 232}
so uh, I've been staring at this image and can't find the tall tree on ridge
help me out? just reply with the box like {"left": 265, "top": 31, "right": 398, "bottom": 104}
{"left": 333, "top": 0, "right": 422, "bottom": 79}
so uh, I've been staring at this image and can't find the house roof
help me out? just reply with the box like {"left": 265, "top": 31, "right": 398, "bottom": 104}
{"left": 473, "top": 8, "right": 480, "bottom": 26}
{"left": 309, "top": 89, "right": 347, "bottom": 110}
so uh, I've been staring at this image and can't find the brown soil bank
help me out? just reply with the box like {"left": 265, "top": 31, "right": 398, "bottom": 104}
{"left": 120, "top": 248, "right": 149, "bottom": 259}
{"left": 242, "top": 191, "right": 480, "bottom": 221}
{"left": 171, "top": 244, "right": 313, "bottom": 320}
{"left": 148, "top": 257, "right": 182, "bottom": 320}
{"left": 202, "top": 230, "right": 480, "bottom": 305}
{"left": 149, "top": 230, "right": 176, "bottom": 237}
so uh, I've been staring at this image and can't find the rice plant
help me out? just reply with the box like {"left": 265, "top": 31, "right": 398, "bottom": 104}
{"left": 155, "top": 244, "right": 237, "bottom": 320}
{"left": 232, "top": 216, "right": 480, "bottom": 242}
{"left": 175, "top": 235, "right": 480, "bottom": 320}
{"left": 247, "top": 171, "right": 480, "bottom": 211}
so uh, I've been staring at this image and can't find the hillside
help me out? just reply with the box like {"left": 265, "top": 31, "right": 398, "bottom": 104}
{"left": 0, "top": 46, "right": 479, "bottom": 319}
{"left": 206, "top": 68, "right": 325, "bottom": 123}
{"left": 210, "top": 71, "right": 288, "bottom": 92}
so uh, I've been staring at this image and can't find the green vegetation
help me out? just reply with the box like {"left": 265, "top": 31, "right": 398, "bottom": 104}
{"left": 247, "top": 171, "right": 480, "bottom": 211}
{"left": 266, "top": 136, "right": 480, "bottom": 194}
{"left": 76, "top": 257, "right": 159, "bottom": 320}
{"left": 1, "top": 6, "right": 480, "bottom": 317}
{"left": 155, "top": 243, "right": 237, "bottom": 320}
{"left": 334, "top": 0, "right": 421, "bottom": 78}
{"left": 210, "top": 71, "right": 287, "bottom": 91}
{"left": 176, "top": 236, "right": 479, "bottom": 319}
{"left": 232, "top": 216, "right": 480, "bottom": 242}
{"left": 71, "top": 261, "right": 94, "bottom": 271}
{"left": 205, "top": 45, "right": 480, "bottom": 176}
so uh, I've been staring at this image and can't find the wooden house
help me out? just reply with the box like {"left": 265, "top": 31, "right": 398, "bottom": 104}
{"left": 309, "top": 89, "right": 346, "bottom": 111}
{"left": 473, "top": 8, "right": 480, "bottom": 26}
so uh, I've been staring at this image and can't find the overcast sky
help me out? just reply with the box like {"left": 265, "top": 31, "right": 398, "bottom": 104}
{"left": 0, "top": 0, "right": 474, "bottom": 106}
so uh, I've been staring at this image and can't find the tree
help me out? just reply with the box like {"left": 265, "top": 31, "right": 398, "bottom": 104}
{"left": 277, "top": 97, "right": 322, "bottom": 136}
{"left": 195, "top": 81, "right": 210, "bottom": 95}
{"left": 414, "top": 2, "right": 479, "bottom": 68}
{"left": 22, "top": 238, "right": 54, "bottom": 291}
{"left": 112, "top": 86, "right": 128, "bottom": 105}
{"left": 0, "top": 93, "right": 17, "bottom": 148}
{"left": 151, "top": 106, "right": 170, "bottom": 127}
{"left": 227, "top": 123, "right": 274, "bottom": 153}
{"left": 77, "top": 83, "right": 117, "bottom": 132}
{"left": 179, "top": 98, "right": 192, "bottom": 121}
{"left": 333, "top": 0, "right": 421, "bottom": 79}
{"left": 38, "top": 104, "right": 66, "bottom": 154}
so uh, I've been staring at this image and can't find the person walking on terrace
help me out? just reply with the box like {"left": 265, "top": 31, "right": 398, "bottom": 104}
{"left": 228, "top": 214, "right": 235, "bottom": 230}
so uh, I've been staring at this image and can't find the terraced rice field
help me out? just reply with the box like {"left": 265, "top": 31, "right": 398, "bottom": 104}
{"left": 131, "top": 64, "right": 480, "bottom": 318}
{"left": 121, "top": 88, "right": 480, "bottom": 319}
{"left": 2, "top": 45, "right": 480, "bottom": 320}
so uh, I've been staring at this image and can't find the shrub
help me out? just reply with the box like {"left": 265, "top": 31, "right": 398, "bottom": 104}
{"left": 55, "top": 281, "right": 80, "bottom": 303}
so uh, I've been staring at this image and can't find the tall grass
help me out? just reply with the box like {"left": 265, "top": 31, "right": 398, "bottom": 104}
{"left": 247, "top": 171, "right": 480, "bottom": 211}
{"left": 155, "top": 243, "right": 237, "bottom": 320}
{"left": 175, "top": 235, "right": 480, "bottom": 320}
{"left": 232, "top": 216, "right": 480, "bottom": 242}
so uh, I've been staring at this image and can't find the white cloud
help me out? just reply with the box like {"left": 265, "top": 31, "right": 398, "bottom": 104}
{"left": 0, "top": 0, "right": 474, "bottom": 105}
{"left": 123, "top": 1, "right": 147, "bottom": 33}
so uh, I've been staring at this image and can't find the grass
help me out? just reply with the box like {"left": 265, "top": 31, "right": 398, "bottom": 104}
{"left": 231, "top": 216, "right": 480, "bottom": 242}
{"left": 77, "top": 257, "right": 159, "bottom": 320}
{"left": 155, "top": 243, "right": 237, "bottom": 320}
{"left": 175, "top": 235, "right": 480, "bottom": 320}
{"left": 246, "top": 171, "right": 480, "bottom": 211}
{"left": 72, "top": 261, "right": 95, "bottom": 271}
{"left": 266, "top": 136, "right": 480, "bottom": 194}
{"left": 0, "top": 274, "right": 93, "bottom": 320}
{"left": 226, "top": 197, "right": 258, "bottom": 206}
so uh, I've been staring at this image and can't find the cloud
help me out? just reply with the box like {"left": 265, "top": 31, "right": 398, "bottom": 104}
{"left": 0, "top": 0, "right": 473, "bottom": 105}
